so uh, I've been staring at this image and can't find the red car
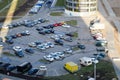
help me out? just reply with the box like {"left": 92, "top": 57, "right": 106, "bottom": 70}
{"left": 53, "top": 22, "right": 64, "bottom": 27}
{"left": 16, "top": 33, "right": 22, "bottom": 37}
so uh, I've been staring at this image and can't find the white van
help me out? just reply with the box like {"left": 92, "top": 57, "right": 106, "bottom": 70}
{"left": 79, "top": 57, "right": 93, "bottom": 66}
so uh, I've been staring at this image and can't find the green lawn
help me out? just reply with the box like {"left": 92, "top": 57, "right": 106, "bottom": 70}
{"left": 55, "top": 0, "right": 65, "bottom": 6}
{"left": 2, "top": 51, "right": 15, "bottom": 57}
{"left": 0, "top": 0, "right": 12, "bottom": 10}
{"left": 0, "top": 0, "right": 27, "bottom": 17}
{"left": 45, "top": 60, "right": 118, "bottom": 80}
{"left": 65, "top": 20, "right": 77, "bottom": 26}
{"left": 50, "top": 12, "right": 63, "bottom": 16}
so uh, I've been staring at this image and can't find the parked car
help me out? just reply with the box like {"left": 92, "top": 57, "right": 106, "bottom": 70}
{"left": 53, "top": 23, "right": 64, "bottom": 27}
{"left": 17, "top": 62, "right": 32, "bottom": 73}
{"left": 64, "top": 62, "right": 78, "bottom": 73}
{"left": 55, "top": 52, "right": 65, "bottom": 58}
{"left": 95, "top": 41, "right": 107, "bottom": 47}
{"left": 6, "top": 65, "right": 16, "bottom": 72}
{"left": 36, "top": 66, "right": 47, "bottom": 77}
{"left": 51, "top": 35, "right": 60, "bottom": 40}
{"left": 62, "top": 24, "right": 71, "bottom": 28}
{"left": 96, "top": 47, "right": 108, "bottom": 53}
{"left": 16, "top": 33, "right": 22, "bottom": 37}
{"left": 64, "top": 48, "right": 73, "bottom": 54}
{"left": 5, "top": 36, "right": 14, "bottom": 44}
{"left": 78, "top": 44, "right": 86, "bottom": 49}
{"left": 65, "top": 32, "right": 74, "bottom": 37}
{"left": 14, "top": 51, "right": 24, "bottom": 57}
{"left": 54, "top": 39, "right": 64, "bottom": 45}
{"left": 39, "top": 30, "right": 46, "bottom": 35}
{"left": 63, "top": 36, "right": 73, "bottom": 42}
{"left": 37, "top": 44, "right": 46, "bottom": 50}
{"left": 13, "top": 46, "right": 22, "bottom": 52}
{"left": 0, "top": 63, "right": 11, "bottom": 70}
{"left": 43, "top": 55, "right": 54, "bottom": 62}
{"left": 46, "top": 42, "right": 54, "bottom": 48}
{"left": 50, "top": 53, "right": 60, "bottom": 60}
{"left": 10, "top": 34, "right": 17, "bottom": 39}
{"left": 5, "top": 39, "right": 14, "bottom": 44}
{"left": 28, "top": 68, "right": 39, "bottom": 75}
{"left": 34, "top": 41, "right": 42, "bottom": 45}
{"left": 36, "top": 27, "right": 43, "bottom": 31}
{"left": 25, "top": 48, "right": 34, "bottom": 54}
{"left": 79, "top": 57, "right": 98, "bottom": 66}
{"left": 21, "top": 30, "right": 30, "bottom": 36}
{"left": 28, "top": 42, "right": 37, "bottom": 47}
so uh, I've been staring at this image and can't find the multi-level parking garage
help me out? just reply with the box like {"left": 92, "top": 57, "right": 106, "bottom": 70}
{"left": 65, "top": 0, "right": 97, "bottom": 16}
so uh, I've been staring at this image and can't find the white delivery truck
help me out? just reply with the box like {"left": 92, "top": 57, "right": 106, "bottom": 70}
{"left": 89, "top": 23, "right": 105, "bottom": 30}
{"left": 79, "top": 57, "right": 93, "bottom": 66}
{"left": 36, "top": 66, "right": 47, "bottom": 77}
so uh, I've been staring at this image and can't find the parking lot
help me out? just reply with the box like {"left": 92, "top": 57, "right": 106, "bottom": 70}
{"left": 0, "top": 0, "right": 98, "bottom": 77}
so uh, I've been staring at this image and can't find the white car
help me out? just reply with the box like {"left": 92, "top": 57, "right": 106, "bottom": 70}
{"left": 24, "top": 30, "right": 30, "bottom": 35}
{"left": 39, "top": 65, "right": 47, "bottom": 71}
{"left": 64, "top": 48, "right": 73, "bottom": 54}
{"left": 28, "top": 42, "right": 37, "bottom": 47}
{"left": 13, "top": 46, "right": 22, "bottom": 52}
{"left": 43, "top": 55, "right": 54, "bottom": 62}
{"left": 37, "top": 44, "right": 46, "bottom": 50}
{"left": 46, "top": 42, "right": 54, "bottom": 48}
{"left": 43, "top": 43, "right": 49, "bottom": 49}
{"left": 62, "top": 24, "right": 71, "bottom": 28}
{"left": 51, "top": 35, "right": 60, "bottom": 40}
{"left": 55, "top": 52, "right": 64, "bottom": 58}
{"left": 50, "top": 53, "right": 60, "bottom": 60}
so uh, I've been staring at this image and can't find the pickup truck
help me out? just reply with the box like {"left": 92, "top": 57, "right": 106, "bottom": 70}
{"left": 36, "top": 66, "right": 47, "bottom": 77}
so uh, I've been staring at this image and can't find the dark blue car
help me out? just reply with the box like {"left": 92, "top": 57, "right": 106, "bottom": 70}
{"left": 6, "top": 65, "right": 16, "bottom": 72}
{"left": 28, "top": 68, "right": 39, "bottom": 75}
{"left": 15, "top": 51, "right": 24, "bottom": 57}
{"left": 25, "top": 48, "right": 34, "bottom": 54}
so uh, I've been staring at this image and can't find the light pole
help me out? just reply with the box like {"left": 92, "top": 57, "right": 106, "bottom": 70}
{"left": 93, "top": 59, "right": 98, "bottom": 80}
{"left": 94, "top": 62, "right": 96, "bottom": 80}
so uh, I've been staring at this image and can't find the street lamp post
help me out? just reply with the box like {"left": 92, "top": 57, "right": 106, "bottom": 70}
{"left": 93, "top": 59, "right": 98, "bottom": 80}
{"left": 94, "top": 62, "right": 96, "bottom": 80}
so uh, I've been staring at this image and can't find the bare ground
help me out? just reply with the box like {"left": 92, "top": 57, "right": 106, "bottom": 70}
{"left": 108, "top": 0, "right": 120, "bottom": 17}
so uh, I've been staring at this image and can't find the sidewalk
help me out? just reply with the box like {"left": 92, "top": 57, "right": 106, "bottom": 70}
{"left": 99, "top": 0, "right": 120, "bottom": 80}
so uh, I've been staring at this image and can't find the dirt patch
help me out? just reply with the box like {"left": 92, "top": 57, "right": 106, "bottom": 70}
{"left": 0, "top": 0, "right": 38, "bottom": 22}
{"left": 112, "top": 7, "right": 120, "bottom": 17}
{"left": 13, "top": 0, "right": 38, "bottom": 16}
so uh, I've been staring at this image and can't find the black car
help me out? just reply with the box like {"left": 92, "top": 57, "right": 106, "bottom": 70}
{"left": 63, "top": 37, "right": 73, "bottom": 42}
{"left": 43, "top": 25, "right": 54, "bottom": 29}
{"left": 5, "top": 36, "right": 13, "bottom": 40}
{"left": 44, "top": 29, "right": 54, "bottom": 34}
{"left": 54, "top": 39, "right": 63, "bottom": 45}
{"left": 25, "top": 48, "right": 34, "bottom": 54}
{"left": 39, "top": 31, "right": 46, "bottom": 35}
{"left": 35, "top": 41, "right": 42, "bottom": 45}
{"left": 10, "top": 34, "right": 17, "bottom": 39}
{"left": 28, "top": 68, "right": 39, "bottom": 75}
{"left": 39, "top": 19, "right": 46, "bottom": 23}
{"left": 5, "top": 39, "right": 14, "bottom": 44}
{"left": 65, "top": 32, "right": 74, "bottom": 37}
{"left": 78, "top": 44, "right": 86, "bottom": 49}
{"left": 14, "top": 51, "right": 24, "bottom": 57}
{"left": 0, "top": 62, "right": 3, "bottom": 64}
{"left": 36, "top": 28, "right": 43, "bottom": 31}
{"left": 6, "top": 65, "right": 16, "bottom": 72}
{"left": 0, "top": 63, "right": 11, "bottom": 70}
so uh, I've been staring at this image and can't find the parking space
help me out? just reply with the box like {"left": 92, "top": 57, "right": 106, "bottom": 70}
{"left": 0, "top": 1, "right": 100, "bottom": 78}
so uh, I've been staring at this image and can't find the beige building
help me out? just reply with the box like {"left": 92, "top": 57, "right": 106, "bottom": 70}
{"left": 65, "top": 0, "right": 97, "bottom": 16}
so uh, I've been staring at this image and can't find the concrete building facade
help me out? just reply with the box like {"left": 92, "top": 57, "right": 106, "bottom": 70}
{"left": 65, "top": 0, "right": 98, "bottom": 16}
